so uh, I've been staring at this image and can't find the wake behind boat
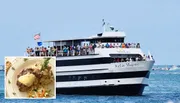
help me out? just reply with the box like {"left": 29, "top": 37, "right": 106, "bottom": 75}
{"left": 169, "top": 65, "right": 180, "bottom": 71}
{"left": 26, "top": 21, "right": 155, "bottom": 95}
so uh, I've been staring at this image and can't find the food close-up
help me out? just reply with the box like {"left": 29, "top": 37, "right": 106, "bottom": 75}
{"left": 5, "top": 57, "right": 56, "bottom": 99}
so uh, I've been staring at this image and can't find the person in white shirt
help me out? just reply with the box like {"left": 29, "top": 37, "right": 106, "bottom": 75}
{"left": 77, "top": 44, "right": 81, "bottom": 55}
{"left": 47, "top": 46, "right": 50, "bottom": 56}
{"left": 116, "top": 43, "right": 119, "bottom": 48}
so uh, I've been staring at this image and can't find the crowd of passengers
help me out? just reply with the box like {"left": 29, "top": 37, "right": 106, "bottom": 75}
{"left": 113, "top": 54, "right": 153, "bottom": 63}
{"left": 97, "top": 43, "right": 140, "bottom": 48}
{"left": 25, "top": 43, "right": 141, "bottom": 57}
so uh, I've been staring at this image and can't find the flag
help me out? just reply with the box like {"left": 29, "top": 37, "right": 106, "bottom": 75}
{"left": 102, "top": 19, "right": 105, "bottom": 26}
{"left": 110, "top": 26, "right": 114, "bottom": 31}
{"left": 34, "top": 33, "right": 40, "bottom": 40}
{"left": 37, "top": 42, "right": 43, "bottom": 46}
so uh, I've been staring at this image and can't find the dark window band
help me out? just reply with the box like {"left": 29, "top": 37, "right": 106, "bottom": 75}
{"left": 56, "top": 71, "right": 150, "bottom": 82}
{"left": 56, "top": 57, "right": 113, "bottom": 66}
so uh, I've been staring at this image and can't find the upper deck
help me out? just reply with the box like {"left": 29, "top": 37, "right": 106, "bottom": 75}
{"left": 25, "top": 20, "right": 154, "bottom": 61}
{"left": 44, "top": 31, "right": 126, "bottom": 47}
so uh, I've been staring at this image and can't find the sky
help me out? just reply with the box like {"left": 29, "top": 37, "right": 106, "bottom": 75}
{"left": 0, "top": 0, "right": 179, "bottom": 65}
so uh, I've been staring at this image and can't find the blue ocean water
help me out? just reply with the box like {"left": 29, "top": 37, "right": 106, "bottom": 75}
{"left": 0, "top": 70, "right": 180, "bottom": 103}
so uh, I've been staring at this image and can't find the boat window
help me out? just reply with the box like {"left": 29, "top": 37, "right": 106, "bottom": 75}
{"left": 56, "top": 57, "right": 114, "bottom": 66}
{"left": 100, "top": 38, "right": 124, "bottom": 43}
{"left": 110, "top": 54, "right": 143, "bottom": 62}
{"left": 90, "top": 38, "right": 124, "bottom": 43}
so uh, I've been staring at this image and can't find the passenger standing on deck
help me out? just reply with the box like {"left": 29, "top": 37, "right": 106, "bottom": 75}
{"left": 41, "top": 47, "right": 43, "bottom": 56}
{"left": 136, "top": 43, "right": 140, "bottom": 48}
{"left": 50, "top": 47, "right": 53, "bottom": 56}
{"left": 121, "top": 43, "right": 124, "bottom": 48}
{"left": 39, "top": 47, "right": 42, "bottom": 56}
{"left": 26, "top": 48, "right": 30, "bottom": 56}
{"left": 119, "top": 43, "right": 122, "bottom": 48}
{"left": 69, "top": 46, "right": 73, "bottom": 56}
{"left": 53, "top": 47, "right": 57, "bottom": 56}
{"left": 105, "top": 43, "right": 109, "bottom": 48}
{"left": 116, "top": 43, "right": 119, "bottom": 48}
{"left": 73, "top": 45, "right": 76, "bottom": 56}
{"left": 42, "top": 47, "right": 46, "bottom": 56}
{"left": 113, "top": 43, "right": 116, "bottom": 48}
{"left": 37, "top": 47, "right": 40, "bottom": 56}
{"left": 63, "top": 46, "right": 68, "bottom": 56}
{"left": 92, "top": 43, "right": 96, "bottom": 53}
{"left": 74, "top": 45, "right": 78, "bottom": 56}
{"left": 31, "top": 48, "right": 34, "bottom": 56}
{"left": 151, "top": 55, "right": 154, "bottom": 60}
{"left": 47, "top": 46, "right": 50, "bottom": 56}
{"left": 117, "top": 58, "right": 120, "bottom": 62}
{"left": 89, "top": 44, "right": 93, "bottom": 53}
{"left": 86, "top": 44, "right": 89, "bottom": 55}
{"left": 147, "top": 55, "right": 150, "bottom": 61}
{"left": 83, "top": 43, "right": 86, "bottom": 55}
{"left": 29, "top": 48, "right": 32, "bottom": 56}
{"left": 110, "top": 43, "right": 113, "bottom": 48}
{"left": 102, "top": 44, "right": 105, "bottom": 48}
{"left": 125, "top": 43, "right": 128, "bottom": 48}
{"left": 77, "top": 44, "right": 81, "bottom": 55}
{"left": 128, "top": 43, "right": 131, "bottom": 48}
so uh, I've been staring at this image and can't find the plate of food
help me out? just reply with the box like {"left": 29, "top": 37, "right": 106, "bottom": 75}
{"left": 5, "top": 57, "right": 56, "bottom": 99}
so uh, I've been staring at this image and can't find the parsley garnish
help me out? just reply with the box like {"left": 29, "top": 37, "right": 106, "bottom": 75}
{"left": 8, "top": 80, "right": 11, "bottom": 84}
{"left": 41, "top": 58, "right": 51, "bottom": 71}
{"left": 12, "top": 67, "right": 15, "bottom": 70}
{"left": 47, "top": 89, "right": 51, "bottom": 93}
{"left": 33, "top": 88, "right": 37, "bottom": 92}
{"left": 13, "top": 92, "right": 16, "bottom": 95}
{"left": 24, "top": 58, "right": 28, "bottom": 62}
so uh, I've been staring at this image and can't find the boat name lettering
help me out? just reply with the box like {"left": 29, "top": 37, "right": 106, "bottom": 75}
{"left": 115, "top": 63, "right": 139, "bottom": 68}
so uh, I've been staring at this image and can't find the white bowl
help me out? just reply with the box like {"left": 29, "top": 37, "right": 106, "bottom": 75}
{"left": 5, "top": 57, "right": 56, "bottom": 99}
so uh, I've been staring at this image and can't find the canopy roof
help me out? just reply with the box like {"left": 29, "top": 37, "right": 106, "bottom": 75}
{"left": 44, "top": 31, "right": 126, "bottom": 42}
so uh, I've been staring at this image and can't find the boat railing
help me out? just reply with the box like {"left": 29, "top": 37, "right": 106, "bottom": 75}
{"left": 25, "top": 42, "right": 141, "bottom": 57}
{"left": 96, "top": 42, "right": 140, "bottom": 48}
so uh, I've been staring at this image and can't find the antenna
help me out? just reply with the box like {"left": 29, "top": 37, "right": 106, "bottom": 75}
{"left": 102, "top": 19, "right": 105, "bottom": 32}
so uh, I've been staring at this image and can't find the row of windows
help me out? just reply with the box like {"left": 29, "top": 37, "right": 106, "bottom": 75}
{"left": 56, "top": 71, "right": 149, "bottom": 82}
{"left": 56, "top": 54, "right": 143, "bottom": 67}
{"left": 54, "top": 38, "right": 125, "bottom": 46}
{"left": 90, "top": 38, "right": 124, "bottom": 43}
{"left": 56, "top": 57, "right": 113, "bottom": 66}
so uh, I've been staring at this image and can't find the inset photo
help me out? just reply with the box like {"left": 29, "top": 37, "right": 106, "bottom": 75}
{"left": 5, "top": 57, "right": 56, "bottom": 99}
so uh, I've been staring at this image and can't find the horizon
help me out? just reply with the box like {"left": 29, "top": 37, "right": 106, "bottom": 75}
{"left": 0, "top": 0, "right": 180, "bottom": 65}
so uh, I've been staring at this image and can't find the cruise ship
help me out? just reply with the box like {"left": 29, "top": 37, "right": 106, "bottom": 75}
{"left": 44, "top": 22, "right": 155, "bottom": 95}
